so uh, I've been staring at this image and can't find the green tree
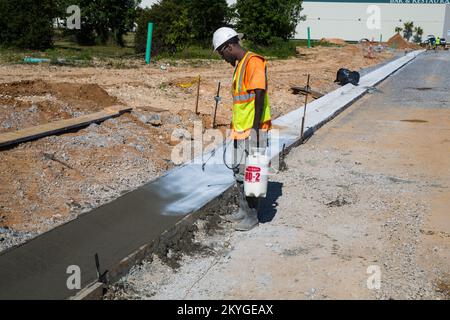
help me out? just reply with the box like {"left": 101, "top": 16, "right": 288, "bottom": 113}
{"left": 0, "top": 0, "right": 58, "bottom": 49}
{"left": 235, "top": 0, "right": 305, "bottom": 46}
{"left": 413, "top": 26, "right": 423, "bottom": 44}
{"left": 186, "top": 0, "right": 231, "bottom": 45}
{"left": 135, "top": 0, "right": 194, "bottom": 55}
{"left": 402, "top": 21, "right": 414, "bottom": 41}
{"left": 60, "top": 0, "right": 138, "bottom": 46}
{"left": 395, "top": 26, "right": 403, "bottom": 34}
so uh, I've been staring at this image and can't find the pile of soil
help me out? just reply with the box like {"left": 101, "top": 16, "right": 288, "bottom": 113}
{"left": 320, "top": 38, "right": 347, "bottom": 46}
{"left": 0, "top": 80, "right": 120, "bottom": 133}
{"left": 0, "top": 80, "right": 118, "bottom": 108}
{"left": 387, "top": 33, "right": 418, "bottom": 49}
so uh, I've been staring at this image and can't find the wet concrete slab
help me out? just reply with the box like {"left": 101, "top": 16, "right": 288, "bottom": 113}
{"left": 0, "top": 184, "right": 180, "bottom": 299}
{"left": 0, "top": 50, "right": 424, "bottom": 300}
{"left": 0, "top": 161, "right": 237, "bottom": 299}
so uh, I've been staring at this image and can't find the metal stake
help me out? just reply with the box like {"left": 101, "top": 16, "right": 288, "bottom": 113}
{"left": 95, "top": 253, "right": 108, "bottom": 284}
{"left": 195, "top": 75, "right": 201, "bottom": 114}
{"left": 213, "top": 82, "right": 221, "bottom": 128}
{"left": 301, "top": 74, "right": 310, "bottom": 140}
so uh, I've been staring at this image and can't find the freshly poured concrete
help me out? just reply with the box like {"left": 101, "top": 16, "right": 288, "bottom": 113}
{"left": 0, "top": 50, "right": 423, "bottom": 299}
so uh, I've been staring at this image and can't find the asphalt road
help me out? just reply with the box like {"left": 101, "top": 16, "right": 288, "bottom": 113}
{"left": 379, "top": 50, "right": 450, "bottom": 109}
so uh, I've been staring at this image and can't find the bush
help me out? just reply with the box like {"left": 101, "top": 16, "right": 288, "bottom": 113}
{"left": 59, "top": 0, "right": 138, "bottom": 46}
{"left": 187, "top": 0, "right": 231, "bottom": 45}
{"left": 235, "top": 0, "right": 305, "bottom": 46}
{"left": 0, "top": 0, "right": 58, "bottom": 49}
{"left": 135, "top": 0, "right": 193, "bottom": 55}
{"left": 246, "top": 37, "right": 298, "bottom": 59}
{"left": 135, "top": 0, "right": 231, "bottom": 56}
{"left": 403, "top": 21, "right": 414, "bottom": 42}
{"left": 155, "top": 45, "right": 220, "bottom": 60}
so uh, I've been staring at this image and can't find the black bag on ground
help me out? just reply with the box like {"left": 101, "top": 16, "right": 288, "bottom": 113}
{"left": 334, "top": 68, "right": 360, "bottom": 86}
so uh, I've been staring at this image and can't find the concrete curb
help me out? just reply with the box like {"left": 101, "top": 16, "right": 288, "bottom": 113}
{"left": 273, "top": 50, "right": 425, "bottom": 151}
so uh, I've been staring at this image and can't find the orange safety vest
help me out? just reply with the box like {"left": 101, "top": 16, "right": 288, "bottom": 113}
{"left": 230, "top": 51, "right": 272, "bottom": 140}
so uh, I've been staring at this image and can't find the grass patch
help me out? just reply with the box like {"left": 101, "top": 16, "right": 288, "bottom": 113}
{"left": 0, "top": 33, "right": 349, "bottom": 66}
{"left": 240, "top": 39, "right": 344, "bottom": 60}
{"left": 0, "top": 34, "right": 137, "bottom": 65}
{"left": 155, "top": 45, "right": 221, "bottom": 61}
{"left": 292, "top": 39, "right": 344, "bottom": 47}
{"left": 247, "top": 40, "right": 298, "bottom": 59}
{"left": 154, "top": 40, "right": 301, "bottom": 61}
{"left": 51, "top": 41, "right": 135, "bottom": 59}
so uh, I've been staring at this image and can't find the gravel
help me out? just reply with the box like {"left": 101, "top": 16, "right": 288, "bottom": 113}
{"left": 0, "top": 227, "right": 38, "bottom": 253}
{"left": 0, "top": 115, "right": 168, "bottom": 253}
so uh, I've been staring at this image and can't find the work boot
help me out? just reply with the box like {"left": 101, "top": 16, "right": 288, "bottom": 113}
{"left": 223, "top": 183, "right": 247, "bottom": 222}
{"left": 223, "top": 207, "right": 246, "bottom": 222}
{"left": 234, "top": 208, "right": 259, "bottom": 231}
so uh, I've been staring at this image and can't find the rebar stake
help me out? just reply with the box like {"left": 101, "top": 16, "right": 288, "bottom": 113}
{"left": 301, "top": 74, "right": 310, "bottom": 140}
{"left": 213, "top": 82, "right": 221, "bottom": 128}
{"left": 195, "top": 75, "right": 201, "bottom": 115}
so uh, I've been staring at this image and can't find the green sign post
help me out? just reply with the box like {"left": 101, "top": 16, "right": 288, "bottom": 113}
{"left": 307, "top": 27, "right": 312, "bottom": 48}
{"left": 145, "top": 22, "right": 154, "bottom": 65}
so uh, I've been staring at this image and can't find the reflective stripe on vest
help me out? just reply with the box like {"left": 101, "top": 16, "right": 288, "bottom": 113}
{"left": 233, "top": 92, "right": 256, "bottom": 103}
{"left": 231, "top": 52, "right": 271, "bottom": 133}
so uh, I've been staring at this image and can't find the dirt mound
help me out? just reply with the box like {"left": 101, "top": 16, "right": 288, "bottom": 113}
{"left": 320, "top": 38, "right": 347, "bottom": 46}
{"left": 0, "top": 80, "right": 118, "bottom": 108}
{"left": 0, "top": 80, "right": 121, "bottom": 133}
{"left": 53, "top": 82, "right": 118, "bottom": 108}
{"left": 387, "top": 34, "right": 418, "bottom": 49}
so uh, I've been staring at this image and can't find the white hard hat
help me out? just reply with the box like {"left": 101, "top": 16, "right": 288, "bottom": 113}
{"left": 212, "top": 27, "right": 238, "bottom": 51}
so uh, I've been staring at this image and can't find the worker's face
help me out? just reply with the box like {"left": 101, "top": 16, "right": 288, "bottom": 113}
{"left": 218, "top": 44, "right": 237, "bottom": 67}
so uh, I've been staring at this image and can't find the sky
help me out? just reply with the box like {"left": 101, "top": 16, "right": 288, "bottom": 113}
{"left": 139, "top": 0, "right": 155, "bottom": 7}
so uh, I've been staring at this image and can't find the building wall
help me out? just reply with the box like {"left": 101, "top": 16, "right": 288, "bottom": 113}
{"left": 444, "top": 4, "right": 450, "bottom": 37}
{"left": 296, "top": 2, "right": 447, "bottom": 41}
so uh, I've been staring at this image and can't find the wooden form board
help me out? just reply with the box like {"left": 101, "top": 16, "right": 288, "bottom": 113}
{"left": 0, "top": 105, "right": 132, "bottom": 148}
{"left": 290, "top": 86, "right": 324, "bottom": 99}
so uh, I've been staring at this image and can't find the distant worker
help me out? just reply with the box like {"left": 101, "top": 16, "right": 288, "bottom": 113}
{"left": 428, "top": 36, "right": 436, "bottom": 50}
{"left": 212, "top": 27, "right": 272, "bottom": 231}
{"left": 435, "top": 37, "right": 441, "bottom": 50}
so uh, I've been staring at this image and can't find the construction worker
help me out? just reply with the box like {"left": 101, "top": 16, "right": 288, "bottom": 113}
{"left": 427, "top": 37, "right": 435, "bottom": 50}
{"left": 212, "top": 27, "right": 272, "bottom": 231}
{"left": 436, "top": 37, "right": 441, "bottom": 50}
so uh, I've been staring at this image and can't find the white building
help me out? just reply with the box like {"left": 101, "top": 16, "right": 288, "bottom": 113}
{"left": 297, "top": 1, "right": 450, "bottom": 41}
